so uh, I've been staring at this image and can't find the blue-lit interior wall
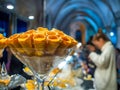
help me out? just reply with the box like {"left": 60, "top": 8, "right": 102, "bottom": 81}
{"left": 0, "top": 11, "right": 9, "bottom": 37}
{"left": 0, "top": 10, "right": 28, "bottom": 35}
{"left": 45, "top": 0, "right": 118, "bottom": 45}
{"left": 17, "top": 19, "right": 27, "bottom": 33}
{"left": 109, "top": 27, "right": 117, "bottom": 46}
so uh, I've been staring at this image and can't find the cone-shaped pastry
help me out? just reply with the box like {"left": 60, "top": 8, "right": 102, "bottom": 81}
{"left": 25, "top": 29, "right": 35, "bottom": 43}
{"left": 25, "top": 29, "right": 36, "bottom": 34}
{"left": 56, "top": 35, "right": 71, "bottom": 55}
{"left": 33, "top": 33, "right": 46, "bottom": 56}
{"left": 46, "top": 35, "right": 60, "bottom": 54}
{"left": 60, "top": 35, "right": 72, "bottom": 47}
{"left": 36, "top": 27, "right": 49, "bottom": 34}
{"left": 68, "top": 36, "right": 78, "bottom": 48}
{"left": 8, "top": 34, "right": 20, "bottom": 48}
{"left": 8, "top": 34, "right": 24, "bottom": 54}
{"left": 0, "top": 34, "right": 7, "bottom": 49}
{"left": 46, "top": 31, "right": 57, "bottom": 36}
{"left": 8, "top": 34, "right": 19, "bottom": 48}
{"left": 0, "top": 34, "right": 5, "bottom": 38}
{"left": 0, "top": 34, "right": 5, "bottom": 57}
{"left": 18, "top": 33, "right": 33, "bottom": 55}
{"left": 51, "top": 28, "right": 65, "bottom": 37}
{"left": 8, "top": 27, "right": 77, "bottom": 57}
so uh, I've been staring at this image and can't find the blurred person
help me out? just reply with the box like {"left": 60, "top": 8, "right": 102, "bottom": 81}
{"left": 98, "top": 28, "right": 103, "bottom": 33}
{"left": 86, "top": 38, "right": 96, "bottom": 77}
{"left": 87, "top": 32, "right": 117, "bottom": 90}
{"left": 0, "top": 48, "right": 8, "bottom": 67}
{"left": 0, "top": 49, "right": 3, "bottom": 70}
{"left": 5, "top": 47, "right": 23, "bottom": 75}
{"left": 0, "top": 47, "right": 31, "bottom": 79}
{"left": 116, "top": 48, "right": 120, "bottom": 90}
{"left": 78, "top": 36, "right": 97, "bottom": 77}
{"left": 78, "top": 45, "right": 90, "bottom": 74}
{"left": 116, "top": 48, "right": 120, "bottom": 71}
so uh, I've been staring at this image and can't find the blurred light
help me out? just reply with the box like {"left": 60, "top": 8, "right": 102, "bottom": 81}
{"left": 110, "top": 32, "right": 114, "bottom": 36}
{"left": 28, "top": 16, "right": 34, "bottom": 20}
{"left": 74, "top": 52, "right": 78, "bottom": 56}
{"left": 76, "top": 43, "right": 82, "bottom": 49}
{"left": 3, "top": 33, "right": 6, "bottom": 37}
{"left": 58, "top": 61, "right": 66, "bottom": 69}
{"left": 6, "top": 4, "right": 14, "bottom": 10}
{"left": 65, "top": 56, "right": 73, "bottom": 62}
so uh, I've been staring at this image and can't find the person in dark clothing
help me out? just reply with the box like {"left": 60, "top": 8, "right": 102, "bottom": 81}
{"left": 5, "top": 47, "right": 31, "bottom": 78}
{"left": 0, "top": 49, "right": 8, "bottom": 65}
{"left": 85, "top": 36, "right": 101, "bottom": 77}
{"left": 0, "top": 47, "right": 31, "bottom": 90}
{"left": 116, "top": 48, "right": 120, "bottom": 90}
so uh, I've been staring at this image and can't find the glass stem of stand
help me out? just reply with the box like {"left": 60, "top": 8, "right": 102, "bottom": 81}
{"left": 47, "top": 69, "right": 61, "bottom": 90}
{"left": 41, "top": 79, "right": 44, "bottom": 90}
{"left": 34, "top": 74, "right": 45, "bottom": 90}
{"left": 0, "top": 87, "right": 8, "bottom": 90}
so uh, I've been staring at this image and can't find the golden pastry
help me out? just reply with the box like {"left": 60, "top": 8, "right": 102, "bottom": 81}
{"left": 23, "top": 67, "right": 33, "bottom": 76}
{"left": 51, "top": 28, "right": 65, "bottom": 37}
{"left": 0, "top": 79, "right": 10, "bottom": 86}
{"left": 0, "top": 34, "right": 7, "bottom": 49}
{"left": 56, "top": 35, "right": 72, "bottom": 55}
{"left": 46, "top": 35, "right": 60, "bottom": 54}
{"left": 33, "top": 33, "right": 46, "bottom": 56}
{"left": 8, "top": 34, "right": 25, "bottom": 54}
{"left": 25, "top": 29, "right": 36, "bottom": 34}
{"left": 53, "top": 78, "right": 67, "bottom": 88}
{"left": 46, "top": 31, "right": 57, "bottom": 36}
{"left": 36, "top": 27, "right": 49, "bottom": 34}
{"left": 25, "top": 80, "right": 36, "bottom": 90}
{"left": 68, "top": 36, "right": 78, "bottom": 48}
{"left": 8, "top": 34, "right": 20, "bottom": 48}
{"left": 7, "top": 27, "right": 78, "bottom": 56}
{"left": 57, "top": 82, "right": 67, "bottom": 88}
{"left": 18, "top": 33, "right": 33, "bottom": 55}
{"left": 49, "top": 68, "right": 61, "bottom": 77}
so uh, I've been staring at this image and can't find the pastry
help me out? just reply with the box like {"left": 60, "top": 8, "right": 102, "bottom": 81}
{"left": 33, "top": 33, "right": 46, "bottom": 56}
{"left": 0, "top": 34, "right": 7, "bottom": 49}
{"left": 56, "top": 35, "right": 71, "bottom": 55}
{"left": 8, "top": 27, "right": 78, "bottom": 56}
{"left": 46, "top": 35, "right": 60, "bottom": 54}
{"left": 18, "top": 33, "right": 33, "bottom": 55}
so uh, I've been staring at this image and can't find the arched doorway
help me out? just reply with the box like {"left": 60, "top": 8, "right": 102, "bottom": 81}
{"left": 70, "top": 22, "right": 86, "bottom": 44}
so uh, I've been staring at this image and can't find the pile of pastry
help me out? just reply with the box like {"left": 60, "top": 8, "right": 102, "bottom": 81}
{"left": 7, "top": 27, "right": 77, "bottom": 56}
{"left": 0, "top": 34, "right": 7, "bottom": 49}
{"left": 0, "top": 34, "right": 7, "bottom": 57}
{"left": 45, "top": 67, "right": 76, "bottom": 88}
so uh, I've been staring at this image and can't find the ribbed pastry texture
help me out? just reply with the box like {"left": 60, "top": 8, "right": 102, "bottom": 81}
{"left": 8, "top": 27, "right": 78, "bottom": 56}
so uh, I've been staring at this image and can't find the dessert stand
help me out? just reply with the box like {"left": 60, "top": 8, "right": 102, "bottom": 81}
{"left": 10, "top": 48, "right": 70, "bottom": 90}
{"left": 0, "top": 27, "right": 78, "bottom": 90}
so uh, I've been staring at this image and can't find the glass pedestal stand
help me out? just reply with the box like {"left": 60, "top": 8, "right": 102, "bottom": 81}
{"left": 11, "top": 48, "right": 67, "bottom": 90}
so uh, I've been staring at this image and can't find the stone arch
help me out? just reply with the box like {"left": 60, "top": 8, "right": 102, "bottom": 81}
{"left": 53, "top": 3, "right": 104, "bottom": 27}
{"left": 58, "top": 12, "right": 98, "bottom": 33}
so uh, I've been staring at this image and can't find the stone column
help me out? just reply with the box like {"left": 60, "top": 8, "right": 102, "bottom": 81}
{"left": 105, "top": 26, "right": 111, "bottom": 40}
{"left": 8, "top": 13, "right": 16, "bottom": 36}
{"left": 114, "top": 11, "right": 120, "bottom": 48}
{"left": 117, "top": 26, "right": 120, "bottom": 49}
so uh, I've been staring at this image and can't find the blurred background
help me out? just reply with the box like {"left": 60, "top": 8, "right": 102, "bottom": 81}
{"left": 0, "top": 1, "right": 120, "bottom": 89}
{"left": 0, "top": 0, "right": 120, "bottom": 47}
